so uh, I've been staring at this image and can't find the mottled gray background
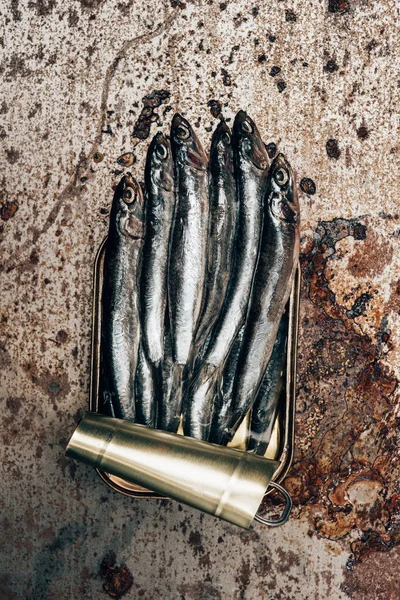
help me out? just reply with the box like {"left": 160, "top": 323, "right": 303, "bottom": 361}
{"left": 1, "top": 0, "right": 399, "bottom": 598}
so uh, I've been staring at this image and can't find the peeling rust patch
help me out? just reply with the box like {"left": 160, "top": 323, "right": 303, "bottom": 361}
{"left": 1, "top": 202, "right": 19, "bottom": 221}
{"left": 285, "top": 217, "right": 399, "bottom": 549}
{"left": 101, "top": 555, "right": 134, "bottom": 599}
{"left": 300, "top": 178, "right": 317, "bottom": 195}
{"left": 116, "top": 153, "right": 135, "bottom": 168}
{"left": 132, "top": 90, "right": 170, "bottom": 141}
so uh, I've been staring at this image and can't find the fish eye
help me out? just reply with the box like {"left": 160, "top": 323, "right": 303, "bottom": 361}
{"left": 175, "top": 124, "right": 191, "bottom": 140}
{"left": 241, "top": 120, "right": 253, "bottom": 134}
{"left": 123, "top": 186, "right": 136, "bottom": 204}
{"left": 156, "top": 143, "right": 168, "bottom": 159}
{"left": 274, "top": 168, "right": 289, "bottom": 186}
{"left": 221, "top": 132, "right": 231, "bottom": 145}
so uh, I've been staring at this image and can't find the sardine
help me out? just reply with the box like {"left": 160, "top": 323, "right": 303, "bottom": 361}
{"left": 140, "top": 132, "right": 174, "bottom": 367}
{"left": 135, "top": 343, "right": 156, "bottom": 427}
{"left": 226, "top": 153, "right": 300, "bottom": 440}
{"left": 248, "top": 310, "right": 288, "bottom": 455}
{"left": 139, "top": 132, "right": 174, "bottom": 427}
{"left": 168, "top": 114, "right": 208, "bottom": 366}
{"left": 100, "top": 175, "right": 144, "bottom": 421}
{"left": 183, "top": 111, "right": 269, "bottom": 440}
{"left": 192, "top": 120, "right": 236, "bottom": 359}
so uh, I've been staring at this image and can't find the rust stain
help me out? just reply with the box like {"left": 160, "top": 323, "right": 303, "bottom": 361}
{"left": 346, "top": 229, "right": 394, "bottom": 279}
{"left": 101, "top": 556, "right": 134, "bottom": 599}
{"left": 132, "top": 89, "right": 171, "bottom": 141}
{"left": 1, "top": 201, "right": 19, "bottom": 221}
{"left": 300, "top": 178, "right": 317, "bottom": 195}
{"left": 281, "top": 217, "right": 400, "bottom": 558}
{"left": 116, "top": 153, "right": 135, "bottom": 168}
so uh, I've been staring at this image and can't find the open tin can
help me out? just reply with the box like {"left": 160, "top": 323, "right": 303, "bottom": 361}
{"left": 89, "top": 238, "right": 300, "bottom": 512}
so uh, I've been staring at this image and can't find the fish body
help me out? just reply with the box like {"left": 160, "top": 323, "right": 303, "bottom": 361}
{"left": 135, "top": 344, "right": 156, "bottom": 427}
{"left": 204, "top": 110, "right": 269, "bottom": 368}
{"left": 208, "top": 323, "right": 245, "bottom": 444}
{"left": 100, "top": 175, "right": 144, "bottom": 421}
{"left": 168, "top": 114, "right": 209, "bottom": 366}
{"left": 192, "top": 121, "right": 236, "bottom": 358}
{"left": 158, "top": 316, "right": 183, "bottom": 433}
{"left": 183, "top": 111, "right": 269, "bottom": 440}
{"left": 248, "top": 310, "right": 289, "bottom": 455}
{"left": 226, "top": 153, "right": 300, "bottom": 439}
{"left": 140, "top": 132, "right": 174, "bottom": 367}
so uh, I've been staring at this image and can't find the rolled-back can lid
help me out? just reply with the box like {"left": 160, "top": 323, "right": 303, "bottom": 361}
{"left": 66, "top": 413, "right": 281, "bottom": 529}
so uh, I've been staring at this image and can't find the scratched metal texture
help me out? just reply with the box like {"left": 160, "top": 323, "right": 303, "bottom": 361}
{"left": 1, "top": 0, "right": 399, "bottom": 598}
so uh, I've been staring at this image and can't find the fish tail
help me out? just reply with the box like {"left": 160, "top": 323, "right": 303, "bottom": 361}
{"left": 182, "top": 364, "right": 220, "bottom": 441}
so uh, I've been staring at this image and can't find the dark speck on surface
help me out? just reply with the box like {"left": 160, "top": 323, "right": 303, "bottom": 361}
{"left": 269, "top": 66, "right": 281, "bottom": 77}
{"left": 300, "top": 178, "right": 317, "bottom": 195}
{"left": 326, "top": 138, "right": 341, "bottom": 159}
{"left": 285, "top": 9, "right": 297, "bottom": 22}
{"left": 221, "top": 68, "right": 232, "bottom": 85}
{"left": 170, "top": 0, "right": 186, "bottom": 8}
{"left": 5, "top": 148, "right": 20, "bottom": 164}
{"left": 324, "top": 59, "right": 339, "bottom": 73}
{"left": 357, "top": 126, "right": 369, "bottom": 140}
{"left": 257, "top": 53, "right": 266, "bottom": 63}
{"left": 208, "top": 99, "right": 223, "bottom": 118}
{"left": 328, "top": 0, "right": 350, "bottom": 13}
{"left": 265, "top": 142, "right": 277, "bottom": 159}
{"left": 346, "top": 292, "right": 373, "bottom": 318}
{"left": 219, "top": 2, "right": 227, "bottom": 9}
{"left": 277, "top": 80, "right": 286, "bottom": 93}
{"left": 93, "top": 152, "right": 104, "bottom": 163}
{"left": 268, "top": 34, "right": 276, "bottom": 42}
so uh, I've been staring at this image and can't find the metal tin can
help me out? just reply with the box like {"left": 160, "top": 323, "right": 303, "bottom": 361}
{"left": 89, "top": 238, "right": 300, "bottom": 502}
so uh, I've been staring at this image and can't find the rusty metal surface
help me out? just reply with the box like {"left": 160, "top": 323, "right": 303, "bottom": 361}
{"left": 1, "top": 1, "right": 399, "bottom": 598}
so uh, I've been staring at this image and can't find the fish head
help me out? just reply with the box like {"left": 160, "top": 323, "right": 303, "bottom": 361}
{"left": 148, "top": 132, "right": 174, "bottom": 192}
{"left": 232, "top": 110, "right": 268, "bottom": 171}
{"left": 268, "top": 153, "right": 299, "bottom": 225}
{"left": 114, "top": 174, "right": 145, "bottom": 239}
{"left": 170, "top": 113, "right": 207, "bottom": 171}
{"left": 210, "top": 120, "right": 233, "bottom": 172}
